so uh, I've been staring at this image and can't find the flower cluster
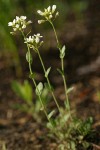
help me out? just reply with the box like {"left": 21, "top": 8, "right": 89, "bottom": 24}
{"left": 37, "top": 5, "right": 59, "bottom": 24}
{"left": 24, "top": 33, "right": 43, "bottom": 50}
{"left": 8, "top": 16, "right": 32, "bottom": 33}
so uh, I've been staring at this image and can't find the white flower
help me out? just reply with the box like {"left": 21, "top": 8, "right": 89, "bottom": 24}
{"left": 49, "top": 15, "right": 53, "bottom": 19}
{"left": 55, "top": 12, "right": 59, "bottom": 18}
{"left": 13, "top": 19, "right": 16, "bottom": 24}
{"left": 13, "top": 28, "right": 17, "bottom": 31}
{"left": 16, "top": 16, "right": 20, "bottom": 21}
{"left": 8, "top": 22, "right": 13, "bottom": 26}
{"left": 34, "top": 33, "right": 43, "bottom": 38}
{"left": 47, "top": 6, "right": 51, "bottom": 12}
{"left": 24, "top": 34, "right": 43, "bottom": 50}
{"left": 34, "top": 33, "right": 43, "bottom": 43}
{"left": 35, "top": 37, "right": 39, "bottom": 43}
{"left": 37, "top": 10, "right": 44, "bottom": 16}
{"left": 27, "top": 20, "right": 32, "bottom": 24}
{"left": 37, "top": 5, "right": 58, "bottom": 23}
{"left": 22, "top": 24, "right": 26, "bottom": 29}
{"left": 8, "top": 16, "right": 32, "bottom": 33}
{"left": 25, "top": 36, "right": 34, "bottom": 43}
{"left": 20, "top": 16, "right": 27, "bottom": 20}
{"left": 15, "top": 24, "right": 19, "bottom": 28}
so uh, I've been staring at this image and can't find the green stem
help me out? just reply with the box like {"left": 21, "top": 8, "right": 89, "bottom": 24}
{"left": 36, "top": 49, "right": 61, "bottom": 113}
{"left": 21, "top": 30, "right": 51, "bottom": 123}
{"left": 61, "top": 59, "right": 70, "bottom": 112}
{"left": 50, "top": 22, "right": 71, "bottom": 113}
{"left": 29, "top": 60, "right": 51, "bottom": 123}
{"left": 49, "top": 21, "right": 59, "bottom": 48}
{"left": 31, "top": 70, "right": 50, "bottom": 122}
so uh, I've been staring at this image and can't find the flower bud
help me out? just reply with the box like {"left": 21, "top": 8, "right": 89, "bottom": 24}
{"left": 49, "top": 15, "right": 53, "bottom": 19}
{"left": 52, "top": 5, "right": 56, "bottom": 13}
{"left": 47, "top": 6, "right": 51, "bottom": 12}
{"left": 38, "top": 20, "right": 45, "bottom": 24}
{"left": 37, "top": 10, "right": 44, "bottom": 16}
{"left": 55, "top": 11, "right": 59, "bottom": 18}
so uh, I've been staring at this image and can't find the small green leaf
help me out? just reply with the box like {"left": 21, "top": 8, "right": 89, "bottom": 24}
{"left": 67, "top": 87, "right": 74, "bottom": 94}
{"left": 60, "top": 45, "right": 66, "bottom": 59}
{"left": 12, "top": 81, "right": 24, "bottom": 99}
{"left": 45, "top": 67, "right": 51, "bottom": 78}
{"left": 70, "top": 141, "right": 76, "bottom": 150}
{"left": 47, "top": 118, "right": 56, "bottom": 129}
{"left": 35, "top": 100, "right": 41, "bottom": 113}
{"left": 58, "top": 144, "right": 65, "bottom": 150}
{"left": 26, "top": 51, "right": 32, "bottom": 63}
{"left": 36, "top": 82, "right": 43, "bottom": 96}
{"left": 38, "top": 82, "right": 43, "bottom": 91}
{"left": 48, "top": 110, "right": 56, "bottom": 119}
{"left": 11, "top": 80, "right": 33, "bottom": 105}
{"left": 60, "top": 112, "right": 70, "bottom": 125}
{"left": 41, "top": 83, "right": 51, "bottom": 105}
{"left": 62, "top": 45, "right": 66, "bottom": 53}
{"left": 23, "top": 80, "right": 33, "bottom": 103}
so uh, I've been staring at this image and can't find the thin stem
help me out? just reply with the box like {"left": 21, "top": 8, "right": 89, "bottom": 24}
{"left": 21, "top": 30, "right": 51, "bottom": 123}
{"left": 31, "top": 69, "right": 50, "bottom": 122}
{"left": 36, "top": 49, "right": 61, "bottom": 113}
{"left": 61, "top": 58, "right": 70, "bottom": 112}
{"left": 49, "top": 22, "right": 71, "bottom": 113}
{"left": 28, "top": 58, "right": 51, "bottom": 122}
{"left": 49, "top": 21, "right": 60, "bottom": 48}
